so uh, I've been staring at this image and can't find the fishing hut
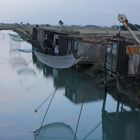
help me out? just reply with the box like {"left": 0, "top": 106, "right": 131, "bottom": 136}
{"left": 105, "top": 14, "right": 140, "bottom": 90}
{"left": 105, "top": 34, "right": 140, "bottom": 88}
{"left": 32, "top": 26, "right": 79, "bottom": 56}
{"left": 32, "top": 26, "right": 101, "bottom": 69}
{"left": 32, "top": 26, "right": 81, "bottom": 68}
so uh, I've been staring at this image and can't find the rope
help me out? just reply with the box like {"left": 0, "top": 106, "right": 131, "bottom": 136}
{"left": 11, "top": 24, "right": 40, "bottom": 53}
{"left": 72, "top": 39, "right": 106, "bottom": 66}
{"left": 37, "top": 88, "right": 57, "bottom": 135}
{"left": 15, "top": 23, "right": 33, "bottom": 40}
{"left": 82, "top": 121, "right": 102, "bottom": 140}
{"left": 15, "top": 24, "right": 55, "bottom": 54}
{"left": 34, "top": 92, "right": 54, "bottom": 113}
{"left": 74, "top": 93, "right": 85, "bottom": 140}
{"left": 72, "top": 46, "right": 94, "bottom": 65}
{"left": 15, "top": 24, "right": 41, "bottom": 50}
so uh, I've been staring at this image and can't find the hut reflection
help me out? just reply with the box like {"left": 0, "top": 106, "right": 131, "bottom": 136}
{"left": 102, "top": 89, "right": 140, "bottom": 140}
{"left": 64, "top": 71, "right": 104, "bottom": 103}
{"left": 33, "top": 51, "right": 104, "bottom": 104}
{"left": 34, "top": 122, "right": 76, "bottom": 140}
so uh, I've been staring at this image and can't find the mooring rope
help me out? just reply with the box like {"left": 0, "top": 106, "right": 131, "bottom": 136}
{"left": 74, "top": 93, "right": 86, "bottom": 140}
{"left": 34, "top": 92, "right": 54, "bottom": 113}
{"left": 82, "top": 121, "right": 102, "bottom": 140}
{"left": 37, "top": 88, "right": 57, "bottom": 135}
{"left": 15, "top": 24, "right": 41, "bottom": 50}
{"left": 72, "top": 45, "right": 94, "bottom": 66}
{"left": 15, "top": 23, "right": 55, "bottom": 54}
{"left": 15, "top": 23, "right": 34, "bottom": 40}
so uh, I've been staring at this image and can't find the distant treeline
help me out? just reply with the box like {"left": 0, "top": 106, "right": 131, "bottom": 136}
{"left": 120, "top": 24, "right": 140, "bottom": 31}
{"left": 72, "top": 24, "right": 140, "bottom": 31}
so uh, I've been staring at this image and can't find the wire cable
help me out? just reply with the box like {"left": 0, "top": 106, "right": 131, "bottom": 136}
{"left": 34, "top": 92, "right": 53, "bottom": 113}
{"left": 82, "top": 121, "right": 102, "bottom": 140}
{"left": 37, "top": 88, "right": 57, "bottom": 135}
{"left": 74, "top": 93, "right": 86, "bottom": 140}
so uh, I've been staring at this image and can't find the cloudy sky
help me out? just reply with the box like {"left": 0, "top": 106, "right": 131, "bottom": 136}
{"left": 0, "top": 0, "right": 139, "bottom": 26}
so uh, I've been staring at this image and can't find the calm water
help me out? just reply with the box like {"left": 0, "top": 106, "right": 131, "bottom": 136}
{"left": 0, "top": 31, "right": 140, "bottom": 140}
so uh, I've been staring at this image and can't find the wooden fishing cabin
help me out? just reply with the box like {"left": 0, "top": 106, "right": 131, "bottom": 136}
{"left": 32, "top": 26, "right": 102, "bottom": 68}
{"left": 105, "top": 34, "right": 140, "bottom": 89}
{"left": 32, "top": 26, "right": 79, "bottom": 57}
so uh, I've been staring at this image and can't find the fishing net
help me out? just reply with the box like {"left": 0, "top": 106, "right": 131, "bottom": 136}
{"left": 34, "top": 51, "right": 78, "bottom": 69}
{"left": 34, "top": 122, "right": 76, "bottom": 140}
{"left": 9, "top": 34, "right": 27, "bottom": 69}
{"left": 9, "top": 34, "right": 37, "bottom": 90}
{"left": 9, "top": 33, "right": 23, "bottom": 42}
{"left": 9, "top": 34, "right": 21, "bottom": 51}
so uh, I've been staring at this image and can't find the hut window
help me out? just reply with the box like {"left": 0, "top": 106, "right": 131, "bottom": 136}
{"left": 107, "top": 42, "right": 117, "bottom": 58}
{"left": 106, "top": 41, "right": 118, "bottom": 72}
{"left": 68, "top": 40, "right": 72, "bottom": 51}
{"left": 112, "top": 42, "right": 117, "bottom": 55}
{"left": 107, "top": 45, "right": 111, "bottom": 53}
{"left": 74, "top": 41, "right": 78, "bottom": 50}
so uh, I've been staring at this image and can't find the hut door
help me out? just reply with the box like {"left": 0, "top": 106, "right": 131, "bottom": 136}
{"left": 68, "top": 40, "right": 72, "bottom": 54}
{"left": 58, "top": 36, "right": 68, "bottom": 55}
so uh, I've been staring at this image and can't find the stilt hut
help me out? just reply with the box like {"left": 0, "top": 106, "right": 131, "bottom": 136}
{"left": 105, "top": 34, "right": 140, "bottom": 88}
{"left": 32, "top": 27, "right": 79, "bottom": 56}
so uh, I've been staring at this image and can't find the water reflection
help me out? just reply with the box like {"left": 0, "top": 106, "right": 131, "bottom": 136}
{"left": 9, "top": 35, "right": 38, "bottom": 91}
{"left": 32, "top": 51, "right": 104, "bottom": 103}
{"left": 32, "top": 51, "right": 104, "bottom": 140}
{"left": 102, "top": 89, "right": 140, "bottom": 140}
{"left": 34, "top": 122, "right": 76, "bottom": 140}
{"left": 32, "top": 43, "right": 140, "bottom": 140}
{"left": 1, "top": 31, "right": 140, "bottom": 140}
{"left": 0, "top": 32, "right": 6, "bottom": 40}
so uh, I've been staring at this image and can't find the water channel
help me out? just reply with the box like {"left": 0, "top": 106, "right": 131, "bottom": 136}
{"left": 0, "top": 30, "right": 140, "bottom": 140}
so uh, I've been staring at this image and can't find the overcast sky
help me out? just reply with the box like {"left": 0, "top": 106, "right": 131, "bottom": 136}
{"left": 0, "top": 0, "right": 140, "bottom": 26}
